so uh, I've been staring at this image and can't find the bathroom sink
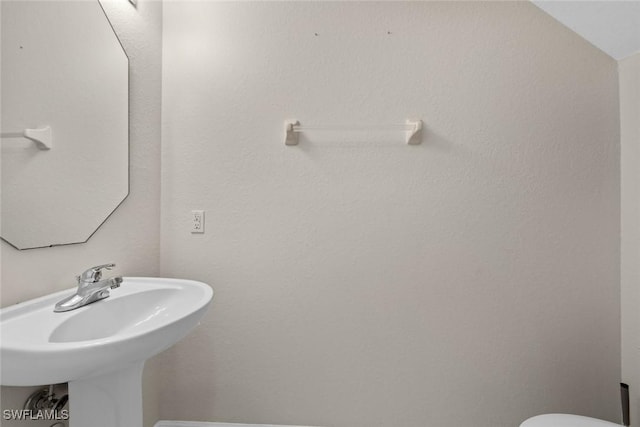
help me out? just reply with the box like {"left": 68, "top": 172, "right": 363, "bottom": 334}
{"left": 0, "top": 277, "right": 213, "bottom": 386}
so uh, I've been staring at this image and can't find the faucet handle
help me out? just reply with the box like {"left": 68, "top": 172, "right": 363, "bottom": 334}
{"left": 79, "top": 263, "right": 116, "bottom": 283}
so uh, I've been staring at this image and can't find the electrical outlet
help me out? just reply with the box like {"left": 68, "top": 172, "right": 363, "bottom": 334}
{"left": 191, "top": 210, "right": 205, "bottom": 234}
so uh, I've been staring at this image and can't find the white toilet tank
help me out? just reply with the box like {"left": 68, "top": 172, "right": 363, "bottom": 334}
{"left": 521, "top": 414, "right": 621, "bottom": 427}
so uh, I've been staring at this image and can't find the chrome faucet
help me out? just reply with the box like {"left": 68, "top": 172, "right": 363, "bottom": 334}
{"left": 54, "top": 263, "right": 123, "bottom": 312}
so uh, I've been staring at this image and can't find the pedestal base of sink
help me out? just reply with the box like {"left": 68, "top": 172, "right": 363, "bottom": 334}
{"left": 68, "top": 361, "right": 144, "bottom": 427}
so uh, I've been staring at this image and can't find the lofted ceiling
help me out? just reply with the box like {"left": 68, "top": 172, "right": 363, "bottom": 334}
{"left": 531, "top": 1, "right": 640, "bottom": 60}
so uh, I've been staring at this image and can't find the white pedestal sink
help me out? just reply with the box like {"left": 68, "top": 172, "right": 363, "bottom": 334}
{"left": 0, "top": 277, "right": 213, "bottom": 427}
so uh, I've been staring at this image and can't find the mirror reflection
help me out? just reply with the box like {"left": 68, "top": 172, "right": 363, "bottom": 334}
{"left": 1, "top": 0, "right": 129, "bottom": 250}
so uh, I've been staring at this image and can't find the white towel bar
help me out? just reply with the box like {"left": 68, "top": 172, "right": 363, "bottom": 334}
{"left": 284, "top": 119, "right": 422, "bottom": 146}
{"left": 1, "top": 126, "right": 52, "bottom": 150}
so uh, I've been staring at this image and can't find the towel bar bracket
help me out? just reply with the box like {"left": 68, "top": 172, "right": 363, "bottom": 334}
{"left": 1, "top": 126, "right": 52, "bottom": 150}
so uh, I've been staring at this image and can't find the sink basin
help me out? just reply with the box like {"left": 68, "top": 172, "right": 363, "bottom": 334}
{"left": 1, "top": 277, "right": 212, "bottom": 385}
{"left": 0, "top": 277, "right": 213, "bottom": 427}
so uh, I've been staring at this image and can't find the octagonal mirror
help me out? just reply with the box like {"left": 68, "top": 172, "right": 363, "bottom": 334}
{"left": 1, "top": 0, "right": 129, "bottom": 250}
